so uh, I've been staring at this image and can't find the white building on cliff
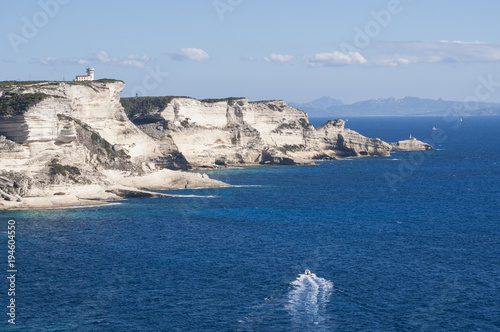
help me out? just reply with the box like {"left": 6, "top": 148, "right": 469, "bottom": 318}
{"left": 74, "top": 67, "right": 94, "bottom": 82}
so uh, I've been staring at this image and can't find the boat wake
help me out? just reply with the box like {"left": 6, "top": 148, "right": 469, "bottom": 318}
{"left": 172, "top": 194, "right": 218, "bottom": 198}
{"left": 231, "top": 185, "right": 264, "bottom": 188}
{"left": 286, "top": 271, "right": 334, "bottom": 329}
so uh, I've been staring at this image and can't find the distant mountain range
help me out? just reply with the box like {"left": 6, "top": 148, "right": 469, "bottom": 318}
{"left": 288, "top": 96, "right": 500, "bottom": 117}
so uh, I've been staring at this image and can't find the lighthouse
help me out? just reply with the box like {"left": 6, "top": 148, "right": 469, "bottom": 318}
{"left": 87, "top": 67, "right": 94, "bottom": 80}
{"left": 74, "top": 67, "right": 95, "bottom": 81}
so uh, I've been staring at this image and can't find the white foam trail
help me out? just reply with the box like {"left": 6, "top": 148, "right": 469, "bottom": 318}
{"left": 172, "top": 194, "right": 217, "bottom": 198}
{"left": 231, "top": 185, "right": 263, "bottom": 188}
{"left": 286, "top": 272, "right": 334, "bottom": 329}
{"left": 180, "top": 186, "right": 216, "bottom": 190}
{"left": 13, "top": 202, "right": 123, "bottom": 211}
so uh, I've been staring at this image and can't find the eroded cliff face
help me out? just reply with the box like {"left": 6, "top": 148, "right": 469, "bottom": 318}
{"left": 124, "top": 97, "right": 395, "bottom": 167}
{"left": 314, "top": 119, "right": 392, "bottom": 157}
{"left": 0, "top": 81, "right": 432, "bottom": 209}
{"left": 161, "top": 98, "right": 305, "bottom": 166}
{"left": 0, "top": 81, "right": 150, "bottom": 175}
{"left": 0, "top": 81, "right": 224, "bottom": 209}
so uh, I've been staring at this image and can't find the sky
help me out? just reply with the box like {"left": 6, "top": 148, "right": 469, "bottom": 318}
{"left": 1, "top": 0, "right": 500, "bottom": 104}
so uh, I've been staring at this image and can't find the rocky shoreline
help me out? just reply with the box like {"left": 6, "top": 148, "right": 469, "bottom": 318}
{"left": 0, "top": 80, "right": 432, "bottom": 210}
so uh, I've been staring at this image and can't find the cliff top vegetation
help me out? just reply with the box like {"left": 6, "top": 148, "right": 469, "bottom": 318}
{"left": 0, "top": 92, "right": 49, "bottom": 116}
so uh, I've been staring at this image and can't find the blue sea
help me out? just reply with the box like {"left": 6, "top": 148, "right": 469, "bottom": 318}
{"left": 1, "top": 117, "right": 499, "bottom": 331}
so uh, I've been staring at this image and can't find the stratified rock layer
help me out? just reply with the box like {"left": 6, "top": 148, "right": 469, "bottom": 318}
{"left": 0, "top": 81, "right": 225, "bottom": 209}
{"left": 0, "top": 81, "right": 432, "bottom": 209}
{"left": 124, "top": 98, "right": 406, "bottom": 167}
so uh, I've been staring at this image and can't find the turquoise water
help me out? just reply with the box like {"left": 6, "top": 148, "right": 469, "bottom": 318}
{"left": 1, "top": 117, "right": 499, "bottom": 331}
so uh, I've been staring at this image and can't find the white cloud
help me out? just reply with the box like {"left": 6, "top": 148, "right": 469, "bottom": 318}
{"left": 114, "top": 59, "right": 146, "bottom": 68}
{"left": 93, "top": 51, "right": 111, "bottom": 63}
{"left": 372, "top": 57, "right": 411, "bottom": 67}
{"left": 369, "top": 40, "right": 500, "bottom": 66}
{"left": 170, "top": 48, "right": 210, "bottom": 61}
{"left": 305, "top": 51, "right": 367, "bottom": 67}
{"left": 33, "top": 51, "right": 152, "bottom": 68}
{"left": 305, "top": 41, "right": 500, "bottom": 68}
{"left": 127, "top": 54, "right": 152, "bottom": 62}
{"left": 241, "top": 56, "right": 258, "bottom": 62}
{"left": 38, "top": 57, "right": 68, "bottom": 66}
{"left": 264, "top": 53, "right": 294, "bottom": 63}
{"left": 89, "top": 51, "right": 149, "bottom": 68}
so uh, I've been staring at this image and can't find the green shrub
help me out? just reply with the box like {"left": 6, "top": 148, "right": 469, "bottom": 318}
{"left": 274, "top": 122, "right": 298, "bottom": 132}
{"left": 200, "top": 97, "right": 244, "bottom": 103}
{"left": 91, "top": 132, "right": 99, "bottom": 144}
{"left": 120, "top": 96, "right": 192, "bottom": 116}
{"left": 65, "top": 166, "right": 81, "bottom": 176}
{"left": 49, "top": 160, "right": 81, "bottom": 177}
{"left": 279, "top": 144, "right": 305, "bottom": 153}
{"left": 299, "top": 118, "right": 310, "bottom": 128}
{"left": 94, "top": 79, "right": 124, "bottom": 83}
{"left": 273, "top": 119, "right": 311, "bottom": 133}
{"left": 90, "top": 132, "right": 115, "bottom": 157}
{"left": 0, "top": 81, "right": 49, "bottom": 90}
{"left": 267, "top": 103, "right": 278, "bottom": 112}
{"left": 50, "top": 163, "right": 67, "bottom": 176}
{"left": 0, "top": 92, "right": 49, "bottom": 115}
{"left": 57, "top": 114, "right": 73, "bottom": 121}
{"left": 249, "top": 99, "right": 279, "bottom": 103}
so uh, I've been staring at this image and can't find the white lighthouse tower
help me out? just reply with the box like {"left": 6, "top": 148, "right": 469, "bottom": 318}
{"left": 87, "top": 67, "right": 95, "bottom": 80}
{"left": 74, "top": 66, "right": 95, "bottom": 81}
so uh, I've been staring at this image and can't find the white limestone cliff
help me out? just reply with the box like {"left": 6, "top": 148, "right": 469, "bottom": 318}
{"left": 0, "top": 81, "right": 225, "bottom": 209}
{"left": 0, "top": 81, "right": 432, "bottom": 209}
{"left": 126, "top": 98, "right": 398, "bottom": 167}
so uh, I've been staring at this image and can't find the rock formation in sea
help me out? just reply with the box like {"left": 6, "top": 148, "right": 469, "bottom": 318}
{"left": 0, "top": 81, "right": 432, "bottom": 209}
{"left": 390, "top": 138, "right": 434, "bottom": 151}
